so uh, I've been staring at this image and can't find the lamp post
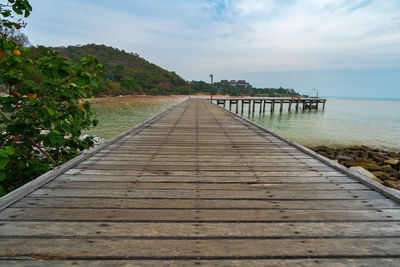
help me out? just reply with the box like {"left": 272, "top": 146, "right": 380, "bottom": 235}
{"left": 210, "top": 74, "right": 213, "bottom": 101}
{"left": 312, "top": 88, "right": 319, "bottom": 98}
{"left": 189, "top": 81, "right": 191, "bottom": 100}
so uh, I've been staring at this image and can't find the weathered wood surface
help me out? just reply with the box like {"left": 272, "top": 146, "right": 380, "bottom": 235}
{"left": 1, "top": 98, "right": 400, "bottom": 266}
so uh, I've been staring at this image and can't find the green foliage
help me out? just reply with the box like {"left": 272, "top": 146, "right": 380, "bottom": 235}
{"left": 0, "top": 0, "right": 101, "bottom": 196}
{"left": 190, "top": 80, "right": 302, "bottom": 97}
{"left": 29, "top": 44, "right": 190, "bottom": 96}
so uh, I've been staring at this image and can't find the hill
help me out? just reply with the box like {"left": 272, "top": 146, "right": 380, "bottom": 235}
{"left": 30, "top": 44, "right": 189, "bottom": 95}
{"left": 28, "top": 44, "right": 303, "bottom": 97}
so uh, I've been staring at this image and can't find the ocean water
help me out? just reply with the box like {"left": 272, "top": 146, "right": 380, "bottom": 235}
{"left": 86, "top": 96, "right": 400, "bottom": 152}
{"left": 84, "top": 95, "right": 186, "bottom": 139}
{"left": 230, "top": 98, "right": 400, "bottom": 152}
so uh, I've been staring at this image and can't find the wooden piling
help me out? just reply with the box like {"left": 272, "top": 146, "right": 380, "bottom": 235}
{"left": 262, "top": 100, "right": 266, "bottom": 113}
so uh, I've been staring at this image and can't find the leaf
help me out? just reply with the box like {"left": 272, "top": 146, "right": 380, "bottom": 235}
{"left": 0, "top": 158, "right": 10, "bottom": 170}
{"left": 0, "top": 172, "right": 6, "bottom": 182}
{"left": 49, "top": 135, "right": 64, "bottom": 145}
{"left": 5, "top": 146, "right": 15, "bottom": 155}
{"left": 12, "top": 5, "right": 23, "bottom": 15}
{"left": 28, "top": 98, "right": 38, "bottom": 104}
{"left": 0, "top": 149, "right": 8, "bottom": 158}
{"left": 24, "top": 0, "right": 33, "bottom": 11}
{"left": 47, "top": 109, "right": 56, "bottom": 117}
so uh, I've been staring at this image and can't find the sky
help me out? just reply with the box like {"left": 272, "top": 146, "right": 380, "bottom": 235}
{"left": 21, "top": 0, "right": 400, "bottom": 98}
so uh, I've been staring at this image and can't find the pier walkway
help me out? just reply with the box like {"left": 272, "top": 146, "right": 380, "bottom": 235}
{"left": 1, "top": 98, "right": 400, "bottom": 266}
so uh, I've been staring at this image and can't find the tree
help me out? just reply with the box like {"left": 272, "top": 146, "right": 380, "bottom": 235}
{"left": 110, "top": 64, "right": 124, "bottom": 81}
{"left": 0, "top": 0, "right": 102, "bottom": 195}
{"left": 120, "top": 77, "right": 135, "bottom": 91}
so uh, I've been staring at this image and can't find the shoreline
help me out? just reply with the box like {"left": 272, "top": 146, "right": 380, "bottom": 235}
{"left": 309, "top": 145, "right": 400, "bottom": 190}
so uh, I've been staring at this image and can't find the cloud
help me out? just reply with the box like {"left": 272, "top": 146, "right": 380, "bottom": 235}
{"left": 23, "top": 0, "right": 400, "bottom": 82}
{"left": 232, "top": 0, "right": 275, "bottom": 16}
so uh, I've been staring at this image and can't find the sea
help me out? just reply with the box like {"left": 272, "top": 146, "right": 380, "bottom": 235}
{"left": 85, "top": 96, "right": 400, "bottom": 152}
{"left": 237, "top": 97, "right": 400, "bottom": 152}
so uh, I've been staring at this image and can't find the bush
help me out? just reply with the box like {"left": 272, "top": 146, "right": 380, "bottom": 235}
{"left": 0, "top": 0, "right": 102, "bottom": 195}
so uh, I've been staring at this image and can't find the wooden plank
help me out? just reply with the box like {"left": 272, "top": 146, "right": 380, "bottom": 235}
{"left": 65, "top": 169, "right": 346, "bottom": 177}
{"left": 74, "top": 166, "right": 339, "bottom": 173}
{"left": 43, "top": 181, "right": 369, "bottom": 190}
{"left": 12, "top": 197, "right": 400, "bottom": 210}
{"left": 89, "top": 156, "right": 318, "bottom": 162}
{"left": 78, "top": 161, "right": 328, "bottom": 167}
{"left": 1, "top": 259, "right": 399, "bottom": 266}
{"left": 55, "top": 174, "right": 355, "bottom": 183}
{"left": 1, "top": 238, "right": 400, "bottom": 259}
{"left": 28, "top": 188, "right": 384, "bottom": 200}
{"left": 86, "top": 158, "right": 325, "bottom": 164}
{"left": 2, "top": 221, "right": 400, "bottom": 238}
{"left": 2, "top": 208, "right": 399, "bottom": 221}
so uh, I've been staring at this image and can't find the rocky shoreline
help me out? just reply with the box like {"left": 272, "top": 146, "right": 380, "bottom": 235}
{"left": 309, "top": 146, "right": 400, "bottom": 190}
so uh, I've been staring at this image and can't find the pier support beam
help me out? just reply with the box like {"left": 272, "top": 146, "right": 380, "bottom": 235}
{"left": 262, "top": 100, "right": 266, "bottom": 113}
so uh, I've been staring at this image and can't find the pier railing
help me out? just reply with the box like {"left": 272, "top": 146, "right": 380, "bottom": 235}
{"left": 209, "top": 97, "right": 326, "bottom": 114}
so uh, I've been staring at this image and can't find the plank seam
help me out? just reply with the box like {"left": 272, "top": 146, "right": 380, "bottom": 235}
{"left": 1, "top": 255, "right": 400, "bottom": 261}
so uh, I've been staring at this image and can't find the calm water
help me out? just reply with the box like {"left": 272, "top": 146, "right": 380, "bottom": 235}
{"left": 233, "top": 98, "right": 400, "bottom": 151}
{"left": 85, "top": 96, "right": 400, "bottom": 152}
{"left": 84, "top": 95, "right": 186, "bottom": 139}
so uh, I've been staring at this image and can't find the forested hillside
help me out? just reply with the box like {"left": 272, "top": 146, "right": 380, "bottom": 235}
{"left": 27, "top": 44, "right": 303, "bottom": 97}
{"left": 29, "top": 44, "right": 189, "bottom": 95}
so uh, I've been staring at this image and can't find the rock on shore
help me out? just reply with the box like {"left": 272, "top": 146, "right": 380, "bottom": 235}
{"left": 309, "top": 145, "right": 400, "bottom": 190}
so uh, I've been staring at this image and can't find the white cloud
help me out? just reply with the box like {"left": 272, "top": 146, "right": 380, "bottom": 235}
{"left": 23, "top": 0, "right": 400, "bottom": 81}
{"left": 233, "top": 0, "right": 275, "bottom": 16}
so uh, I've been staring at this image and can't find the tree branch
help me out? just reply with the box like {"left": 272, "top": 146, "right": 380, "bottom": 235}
{"left": 0, "top": 109, "right": 57, "bottom": 164}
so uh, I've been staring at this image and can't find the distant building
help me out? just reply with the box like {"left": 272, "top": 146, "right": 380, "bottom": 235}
{"left": 220, "top": 80, "right": 251, "bottom": 87}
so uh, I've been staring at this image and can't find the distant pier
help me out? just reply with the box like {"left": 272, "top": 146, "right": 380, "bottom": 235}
{"left": 211, "top": 97, "right": 327, "bottom": 114}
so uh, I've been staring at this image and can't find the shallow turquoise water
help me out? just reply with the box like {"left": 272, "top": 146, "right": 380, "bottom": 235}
{"left": 231, "top": 98, "right": 400, "bottom": 151}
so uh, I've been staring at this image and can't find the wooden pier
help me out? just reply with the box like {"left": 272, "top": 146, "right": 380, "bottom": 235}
{"left": 1, "top": 98, "right": 400, "bottom": 266}
{"left": 213, "top": 97, "right": 326, "bottom": 114}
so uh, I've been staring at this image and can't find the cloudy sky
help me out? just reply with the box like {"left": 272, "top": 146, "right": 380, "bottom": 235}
{"left": 23, "top": 0, "right": 400, "bottom": 98}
